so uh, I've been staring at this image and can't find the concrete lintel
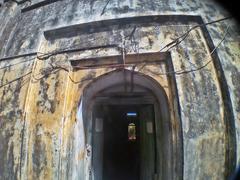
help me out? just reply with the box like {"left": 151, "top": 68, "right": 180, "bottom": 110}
{"left": 70, "top": 51, "right": 170, "bottom": 69}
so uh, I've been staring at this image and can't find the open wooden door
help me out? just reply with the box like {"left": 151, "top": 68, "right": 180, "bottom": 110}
{"left": 92, "top": 105, "right": 104, "bottom": 180}
{"left": 139, "top": 105, "right": 156, "bottom": 180}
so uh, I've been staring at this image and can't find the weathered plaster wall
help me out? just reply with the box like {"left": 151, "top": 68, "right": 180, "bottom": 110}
{"left": 0, "top": 55, "right": 33, "bottom": 179}
{"left": 0, "top": 0, "right": 239, "bottom": 180}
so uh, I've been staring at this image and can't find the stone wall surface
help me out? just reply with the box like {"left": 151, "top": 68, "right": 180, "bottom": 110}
{"left": 0, "top": 0, "right": 239, "bottom": 180}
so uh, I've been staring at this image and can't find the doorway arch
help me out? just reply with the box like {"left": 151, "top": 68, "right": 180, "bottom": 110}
{"left": 81, "top": 69, "right": 182, "bottom": 180}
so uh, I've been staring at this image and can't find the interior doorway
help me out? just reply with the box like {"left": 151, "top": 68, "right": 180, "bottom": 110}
{"left": 82, "top": 69, "right": 183, "bottom": 180}
{"left": 93, "top": 103, "right": 156, "bottom": 180}
{"left": 103, "top": 105, "right": 141, "bottom": 180}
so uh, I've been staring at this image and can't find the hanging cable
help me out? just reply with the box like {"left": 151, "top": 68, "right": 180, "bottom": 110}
{"left": 0, "top": 16, "right": 230, "bottom": 71}
{"left": 71, "top": 22, "right": 229, "bottom": 76}
{"left": 0, "top": 71, "right": 32, "bottom": 88}
{"left": 3, "top": 0, "right": 30, "bottom": 5}
{"left": 101, "top": 0, "right": 111, "bottom": 15}
{"left": 0, "top": 58, "right": 35, "bottom": 70}
{"left": 148, "top": 24, "right": 230, "bottom": 76}
{"left": 160, "top": 16, "right": 232, "bottom": 52}
{"left": 0, "top": 16, "right": 232, "bottom": 88}
{"left": 172, "top": 24, "right": 230, "bottom": 75}
{"left": 0, "top": 44, "right": 119, "bottom": 71}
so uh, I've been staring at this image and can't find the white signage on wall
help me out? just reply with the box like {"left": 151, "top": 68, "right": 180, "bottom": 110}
{"left": 95, "top": 118, "right": 103, "bottom": 132}
{"left": 146, "top": 122, "right": 153, "bottom": 134}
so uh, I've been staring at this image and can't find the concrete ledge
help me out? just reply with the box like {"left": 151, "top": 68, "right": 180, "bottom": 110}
{"left": 43, "top": 15, "right": 202, "bottom": 40}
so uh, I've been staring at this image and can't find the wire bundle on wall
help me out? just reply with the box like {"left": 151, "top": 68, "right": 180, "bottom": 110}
{"left": 0, "top": 16, "right": 232, "bottom": 90}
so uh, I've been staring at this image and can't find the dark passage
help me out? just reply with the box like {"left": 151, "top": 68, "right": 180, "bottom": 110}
{"left": 103, "top": 105, "right": 140, "bottom": 180}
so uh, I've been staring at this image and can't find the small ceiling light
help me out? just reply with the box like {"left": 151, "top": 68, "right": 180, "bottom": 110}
{"left": 126, "top": 112, "right": 137, "bottom": 116}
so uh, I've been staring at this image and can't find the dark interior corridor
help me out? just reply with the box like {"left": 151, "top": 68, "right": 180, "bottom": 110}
{"left": 103, "top": 106, "right": 140, "bottom": 180}
{"left": 93, "top": 103, "right": 156, "bottom": 180}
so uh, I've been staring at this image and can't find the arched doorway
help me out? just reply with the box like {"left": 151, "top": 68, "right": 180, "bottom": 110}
{"left": 81, "top": 69, "right": 180, "bottom": 180}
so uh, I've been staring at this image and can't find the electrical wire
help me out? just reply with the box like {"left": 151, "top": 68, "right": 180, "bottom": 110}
{"left": 0, "top": 16, "right": 231, "bottom": 88}
{"left": 0, "top": 58, "right": 35, "bottom": 70}
{"left": 14, "top": 76, "right": 31, "bottom": 92}
{"left": 0, "top": 50, "right": 58, "bottom": 71}
{"left": 101, "top": 0, "right": 111, "bottom": 15}
{"left": 4, "top": 0, "right": 30, "bottom": 5}
{"left": 68, "top": 23, "right": 230, "bottom": 76}
{"left": 160, "top": 16, "right": 232, "bottom": 52}
{"left": 32, "top": 69, "right": 60, "bottom": 82}
{"left": 0, "top": 44, "right": 119, "bottom": 71}
{"left": 0, "top": 52, "right": 50, "bottom": 71}
{"left": 150, "top": 24, "right": 230, "bottom": 76}
{"left": 0, "top": 16, "right": 230, "bottom": 71}
{"left": 0, "top": 71, "right": 32, "bottom": 89}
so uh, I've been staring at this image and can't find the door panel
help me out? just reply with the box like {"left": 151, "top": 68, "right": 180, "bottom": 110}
{"left": 92, "top": 105, "right": 104, "bottom": 180}
{"left": 139, "top": 105, "right": 156, "bottom": 180}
